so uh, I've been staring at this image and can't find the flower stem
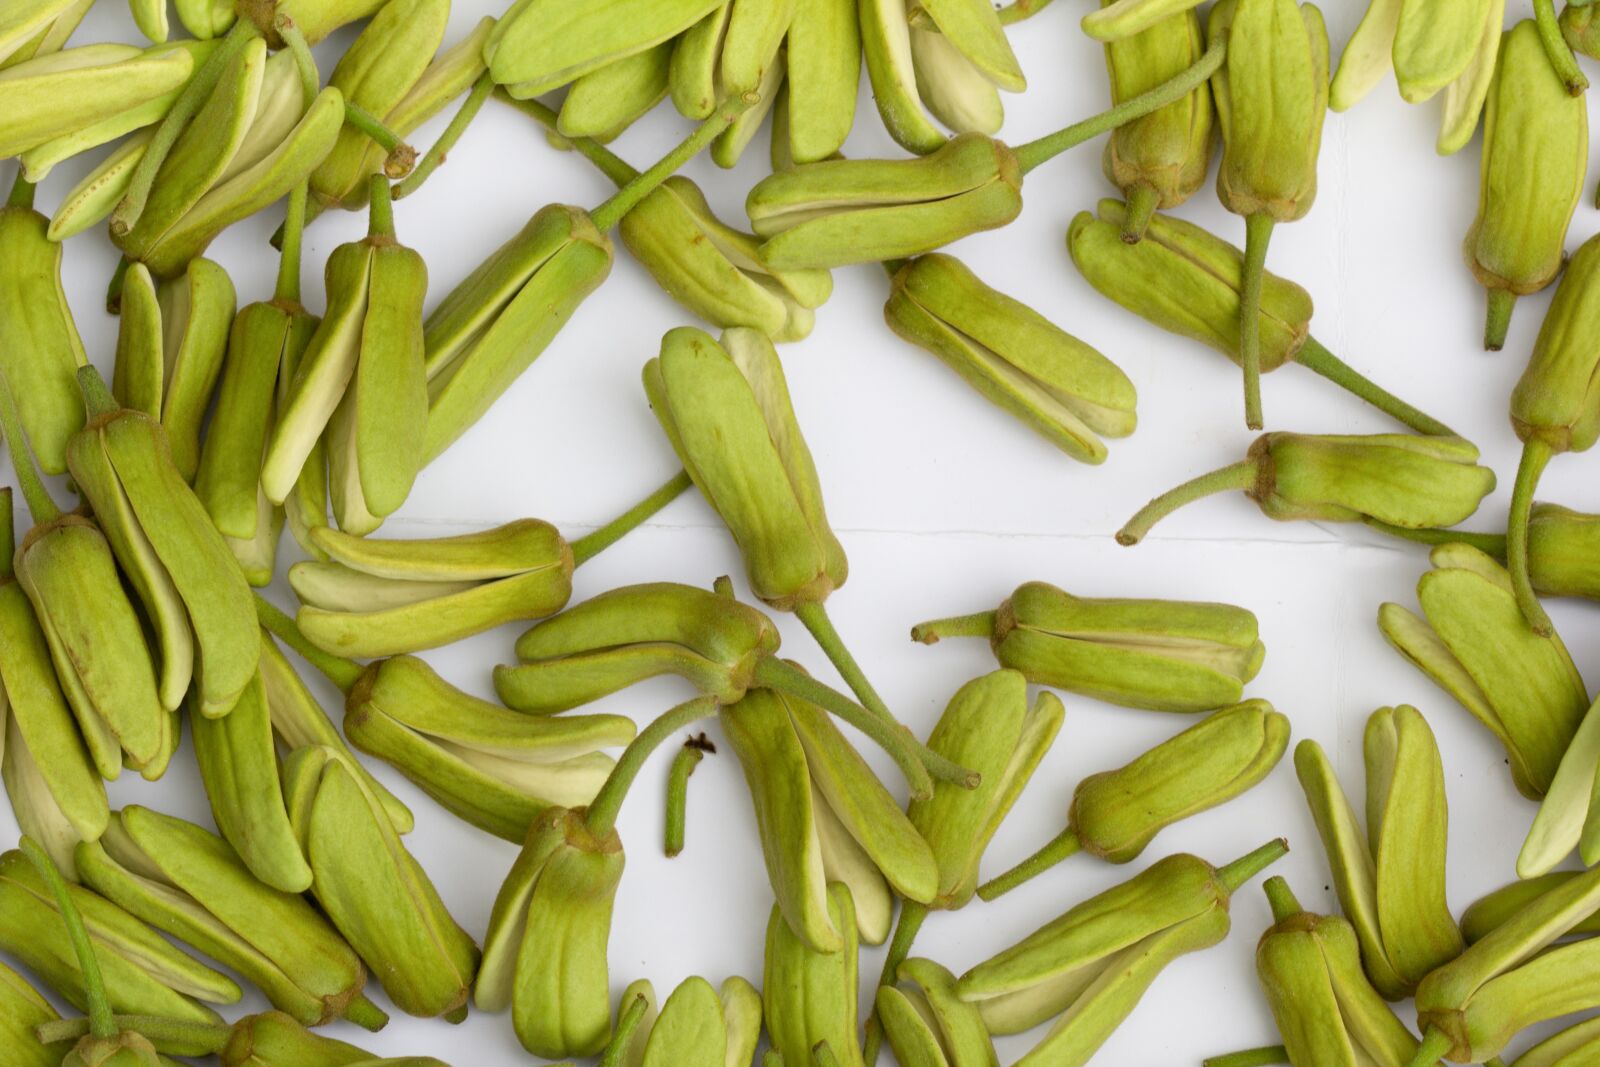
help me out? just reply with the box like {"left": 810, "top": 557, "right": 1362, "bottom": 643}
{"left": 1509, "top": 439, "right": 1556, "bottom": 636}
{"left": 585, "top": 695, "right": 721, "bottom": 837}
{"left": 1484, "top": 288, "right": 1515, "bottom": 352}
{"left": 21, "top": 837, "right": 116, "bottom": 1038}
{"left": 664, "top": 735, "right": 711, "bottom": 857}
{"left": 569, "top": 469, "right": 692, "bottom": 566}
{"left": 1217, "top": 837, "right": 1289, "bottom": 894}
{"left": 275, "top": 181, "right": 308, "bottom": 304}
{"left": 273, "top": 15, "right": 318, "bottom": 108}
{"left": 1535, "top": 0, "right": 1589, "bottom": 94}
{"left": 343, "top": 102, "right": 410, "bottom": 160}
{"left": 861, "top": 901, "right": 929, "bottom": 1064}
{"left": 910, "top": 611, "right": 996, "bottom": 644}
{"left": 77, "top": 366, "right": 119, "bottom": 420}
{"left": 1240, "top": 212, "right": 1273, "bottom": 430}
{"left": 1361, "top": 518, "right": 1506, "bottom": 557}
{"left": 393, "top": 70, "right": 495, "bottom": 200}
{"left": 599, "top": 990, "right": 651, "bottom": 1067}
{"left": 1262, "top": 876, "right": 1302, "bottom": 923}
{"left": 1120, "top": 183, "right": 1159, "bottom": 243}
{"left": 977, "top": 826, "right": 1081, "bottom": 901}
{"left": 1012, "top": 39, "right": 1224, "bottom": 173}
{"left": 0, "top": 367, "right": 62, "bottom": 524}
{"left": 34, "top": 1016, "right": 232, "bottom": 1055}
{"left": 1203, "top": 1047, "right": 1290, "bottom": 1067}
{"left": 1296, "top": 336, "right": 1455, "bottom": 437}
{"left": 1405, "top": 1027, "right": 1453, "bottom": 1067}
{"left": 794, "top": 599, "right": 912, "bottom": 748}
{"left": 366, "top": 173, "right": 395, "bottom": 239}
{"left": 498, "top": 93, "right": 641, "bottom": 188}
{"left": 591, "top": 94, "right": 757, "bottom": 231}
{"left": 7, "top": 170, "right": 34, "bottom": 209}
{"left": 253, "top": 593, "right": 365, "bottom": 692}
{"left": 1117, "top": 459, "right": 1260, "bottom": 545}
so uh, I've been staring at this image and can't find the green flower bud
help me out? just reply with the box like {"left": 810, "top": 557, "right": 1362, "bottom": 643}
{"left": 1459, "top": 871, "right": 1600, "bottom": 945}
{"left": 0, "top": 0, "right": 93, "bottom": 70}
{"left": 885, "top": 253, "right": 1136, "bottom": 463}
{"left": 1378, "top": 544, "right": 1588, "bottom": 799}
{"left": 282, "top": 745, "right": 480, "bottom": 1020}
{"left": 1253, "top": 877, "right": 1421, "bottom": 1067}
{"left": 1468, "top": 20, "right": 1587, "bottom": 351}
{"left": 75, "top": 806, "right": 384, "bottom": 1030}
{"left": 957, "top": 841, "right": 1287, "bottom": 1063}
{"left": 860, "top": 0, "right": 1010, "bottom": 156}
{"left": 1514, "top": 1016, "right": 1600, "bottom": 1067}
{"left": 1118, "top": 432, "right": 1495, "bottom": 544}
{"left": 486, "top": 0, "right": 723, "bottom": 98}
{"left": 606, "top": 975, "right": 761, "bottom": 1066}
{"left": 1294, "top": 707, "right": 1463, "bottom": 1000}
{"left": 781, "top": 0, "right": 859, "bottom": 163}
{"left": 1527, "top": 503, "right": 1600, "bottom": 599}
{"left": 914, "top": 580, "right": 1264, "bottom": 712}
{"left": 1100, "top": 5, "right": 1214, "bottom": 240}
{"left": 876, "top": 958, "right": 997, "bottom": 1067}
{"left": 1563, "top": 2, "right": 1600, "bottom": 59}
{"left": 219, "top": 1010, "right": 374, "bottom": 1067}
{"left": 0, "top": 957, "right": 61, "bottom": 1067}
{"left": 68, "top": 369, "right": 259, "bottom": 719}
{"left": 559, "top": 41, "right": 673, "bottom": 142}
{"left": 764, "top": 882, "right": 864, "bottom": 1067}
{"left": 0, "top": 43, "right": 195, "bottom": 159}
{"left": 174, "top": 0, "right": 233, "bottom": 40}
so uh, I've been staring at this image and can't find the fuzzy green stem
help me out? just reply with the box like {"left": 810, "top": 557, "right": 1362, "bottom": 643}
{"left": 590, "top": 95, "right": 757, "bottom": 231}
{"left": 77, "top": 366, "right": 119, "bottom": 419}
{"left": 1240, "top": 213, "right": 1273, "bottom": 430}
{"left": 366, "top": 173, "right": 395, "bottom": 239}
{"left": 977, "top": 826, "right": 1082, "bottom": 901}
{"left": 1012, "top": 39, "right": 1225, "bottom": 173}
{"left": 599, "top": 991, "right": 651, "bottom": 1067}
{"left": 1405, "top": 1027, "right": 1453, "bottom": 1067}
{"left": 1535, "top": 0, "right": 1589, "bottom": 94}
{"left": 910, "top": 611, "right": 996, "bottom": 644}
{"left": 0, "top": 367, "right": 62, "bottom": 524}
{"left": 274, "top": 15, "right": 317, "bottom": 108}
{"left": 1117, "top": 459, "right": 1259, "bottom": 545}
{"left": 501, "top": 93, "right": 641, "bottom": 187}
{"left": 586, "top": 696, "right": 721, "bottom": 836}
{"left": 22, "top": 837, "right": 115, "bottom": 1038}
{"left": 664, "top": 736, "right": 709, "bottom": 857}
{"left": 35, "top": 1016, "right": 232, "bottom": 1055}
{"left": 114, "top": 19, "right": 257, "bottom": 235}
{"left": 0, "top": 489, "right": 12, "bottom": 577}
{"left": 1217, "top": 838, "right": 1289, "bottom": 894}
{"left": 861, "top": 901, "right": 929, "bottom": 1064}
{"left": 754, "top": 657, "right": 979, "bottom": 801}
{"left": 1262, "top": 876, "right": 1302, "bottom": 923}
{"left": 343, "top": 993, "right": 389, "bottom": 1032}
{"left": 997, "top": 0, "right": 1059, "bottom": 23}
{"left": 1296, "top": 337, "right": 1455, "bottom": 437}
{"left": 253, "top": 593, "right": 365, "bottom": 692}
{"left": 1203, "top": 1047, "right": 1290, "bottom": 1067}
{"left": 7, "top": 171, "right": 34, "bottom": 209}
{"left": 393, "top": 70, "right": 495, "bottom": 200}
{"left": 1120, "top": 184, "right": 1159, "bottom": 243}
{"left": 1509, "top": 438, "right": 1556, "bottom": 636}
{"left": 1484, "top": 288, "right": 1515, "bottom": 352}
{"left": 276, "top": 182, "right": 308, "bottom": 304}
{"left": 1361, "top": 518, "right": 1506, "bottom": 557}
{"left": 105, "top": 256, "right": 132, "bottom": 315}
{"left": 569, "top": 470, "right": 692, "bottom": 566}
{"left": 813, "top": 1042, "right": 843, "bottom": 1067}
{"left": 342, "top": 104, "right": 415, "bottom": 183}
{"left": 794, "top": 599, "right": 915, "bottom": 754}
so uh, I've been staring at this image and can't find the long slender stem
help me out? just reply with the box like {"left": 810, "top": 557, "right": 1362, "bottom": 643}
{"left": 276, "top": 182, "right": 308, "bottom": 304}
{"left": 590, "top": 94, "right": 757, "bottom": 231}
{"left": 794, "top": 599, "right": 909, "bottom": 743}
{"left": 1484, "top": 289, "right": 1515, "bottom": 352}
{"left": 499, "top": 93, "right": 641, "bottom": 188}
{"left": 274, "top": 16, "right": 317, "bottom": 108}
{"left": 0, "top": 366, "right": 62, "bottom": 523}
{"left": 253, "top": 593, "right": 365, "bottom": 692}
{"left": 343, "top": 102, "right": 408, "bottom": 154}
{"left": 0, "top": 489, "right": 12, "bottom": 579}
{"left": 1361, "top": 518, "right": 1506, "bottom": 557}
{"left": 35, "top": 1016, "right": 232, "bottom": 1055}
{"left": 394, "top": 71, "right": 496, "bottom": 200}
{"left": 1216, "top": 838, "right": 1289, "bottom": 894}
{"left": 366, "top": 173, "right": 395, "bottom": 239}
{"left": 1240, "top": 213, "right": 1273, "bottom": 430}
{"left": 997, "top": 0, "right": 1059, "bottom": 23}
{"left": 1262, "top": 876, "right": 1301, "bottom": 923}
{"left": 1405, "top": 1028, "right": 1453, "bottom": 1067}
{"left": 1012, "top": 39, "right": 1225, "bottom": 173}
{"left": 1534, "top": 0, "right": 1588, "bottom": 94}
{"left": 585, "top": 696, "right": 721, "bottom": 837}
{"left": 1509, "top": 439, "right": 1556, "bottom": 636}
{"left": 977, "top": 826, "right": 1082, "bottom": 901}
{"left": 910, "top": 611, "right": 996, "bottom": 644}
{"left": 114, "top": 19, "right": 257, "bottom": 235}
{"left": 1296, "top": 337, "right": 1455, "bottom": 437}
{"left": 1203, "top": 1047, "right": 1290, "bottom": 1067}
{"left": 569, "top": 470, "right": 692, "bottom": 566}
{"left": 664, "top": 735, "right": 710, "bottom": 857}
{"left": 599, "top": 990, "right": 651, "bottom": 1067}
{"left": 1116, "top": 459, "right": 1260, "bottom": 546}
{"left": 22, "top": 837, "right": 115, "bottom": 1038}
{"left": 861, "top": 901, "right": 929, "bottom": 1064}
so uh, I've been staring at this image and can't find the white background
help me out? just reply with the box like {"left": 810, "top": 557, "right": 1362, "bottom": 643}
{"left": 9, "top": 0, "right": 1600, "bottom": 1062}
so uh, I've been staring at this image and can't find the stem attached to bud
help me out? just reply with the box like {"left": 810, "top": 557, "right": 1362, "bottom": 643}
{"left": 1509, "top": 439, "right": 1556, "bottom": 636}
{"left": 1120, "top": 184, "right": 1160, "bottom": 244}
{"left": 7, "top": 171, "right": 33, "bottom": 210}
{"left": 1216, "top": 838, "right": 1289, "bottom": 894}
{"left": 1117, "top": 459, "right": 1260, "bottom": 546}
{"left": 499, "top": 94, "right": 640, "bottom": 188}
{"left": 1295, "top": 337, "right": 1455, "bottom": 437}
{"left": 568, "top": 469, "right": 692, "bottom": 566}
{"left": 1362, "top": 518, "right": 1507, "bottom": 557}
{"left": 0, "top": 367, "right": 62, "bottom": 525}
{"left": 367, "top": 174, "right": 395, "bottom": 239}
{"left": 1484, "top": 288, "right": 1515, "bottom": 352}
{"left": 861, "top": 900, "right": 929, "bottom": 1064}
{"left": 1012, "top": 39, "right": 1225, "bottom": 174}
{"left": 1202, "top": 1046, "right": 1291, "bottom": 1067}
{"left": 590, "top": 93, "right": 760, "bottom": 231}
{"left": 274, "top": 15, "right": 317, "bottom": 109}
{"left": 1534, "top": 0, "right": 1589, "bottom": 94}
{"left": 343, "top": 102, "right": 412, "bottom": 168}
{"left": 21, "top": 836, "right": 116, "bottom": 1039}
{"left": 585, "top": 695, "right": 721, "bottom": 837}
{"left": 664, "top": 736, "right": 709, "bottom": 857}
{"left": 394, "top": 71, "right": 496, "bottom": 201}
{"left": 253, "top": 593, "right": 366, "bottom": 692}
{"left": 34, "top": 1016, "right": 232, "bottom": 1056}
{"left": 1262, "top": 875, "right": 1301, "bottom": 923}
{"left": 910, "top": 611, "right": 997, "bottom": 644}
{"left": 1240, "top": 213, "right": 1274, "bottom": 430}
{"left": 598, "top": 991, "right": 651, "bottom": 1067}
{"left": 794, "top": 599, "right": 916, "bottom": 765}
{"left": 977, "top": 826, "right": 1082, "bottom": 901}
{"left": 276, "top": 182, "right": 308, "bottom": 305}
{"left": 1405, "top": 1027, "right": 1453, "bottom": 1067}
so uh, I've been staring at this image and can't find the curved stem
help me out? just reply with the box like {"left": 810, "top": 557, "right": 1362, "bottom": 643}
{"left": 1361, "top": 518, "right": 1506, "bottom": 558}
{"left": 253, "top": 593, "right": 365, "bottom": 692}
{"left": 569, "top": 470, "right": 692, "bottom": 566}
{"left": 1484, "top": 288, "right": 1515, "bottom": 352}
{"left": 1509, "top": 439, "right": 1556, "bottom": 636}
{"left": 1405, "top": 1027, "right": 1453, "bottom": 1067}
{"left": 664, "top": 735, "right": 710, "bottom": 857}
{"left": 1203, "top": 1047, "right": 1290, "bottom": 1067}
{"left": 861, "top": 901, "right": 929, "bottom": 1064}
{"left": 273, "top": 15, "right": 317, "bottom": 109}
{"left": 794, "top": 599, "right": 907, "bottom": 741}
{"left": 1116, "top": 459, "right": 1259, "bottom": 545}
{"left": 1216, "top": 838, "right": 1289, "bottom": 894}
{"left": 599, "top": 990, "right": 651, "bottom": 1067}
{"left": 497, "top": 93, "right": 641, "bottom": 187}
{"left": 1262, "top": 875, "right": 1301, "bottom": 923}
{"left": 1535, "top": 0, "right": 1589, "bottom": 94}
{"left": 910, "top": 611, "right": 997, "bottom": 645}
{"left": 1296, "top": 336, "right": 1455, "bottom": 437}
{"left": 0, "top": 366, "right": 62, "bottom": 523}
{"left": 275, "top": 181, "right": 308, "bottom": 304}
{"left": 393, "top": 70, "right": 495, "bottom": 200}
{"left": 591, "top": 94, "right": 757, "bottom": 231}
{"left": 35, "top": 1016, "right": 232, "bottom": 1055}
{"left": 1013, "top": 39, "right": 1224, "bottom": 173}
{"left": 976, "top": 826, "right": 1081, "bottom": 901}
{"left": 343, "top": 102, "right": 407, "bottom": 156}
{"left": 21, "top": 837, "right": 115, "bottom": 1038}
{"left": 1120, "top": 184, "right": 1159, "bottom": 244}
{"left": 585, "top": 695, "right": 720, "bottom": 837}
{"left": 114, "top": 19, "right": 257, "bottom": 235}
{"left": 997, "top": 0, "right": 1059, "bottom": 23}
{"left": 1240, "top": 213, "right": 1273, "bottom": 430}
{"left": 366, "top": 174, "right": 395, "bottom": 239}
